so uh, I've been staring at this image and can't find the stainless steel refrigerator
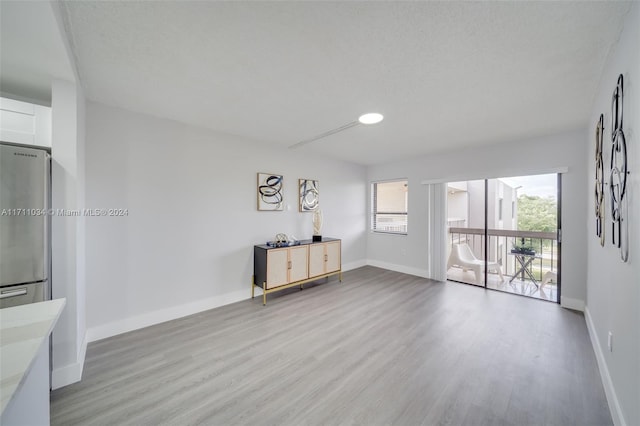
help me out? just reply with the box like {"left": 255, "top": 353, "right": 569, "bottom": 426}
{"left": 0, "top": 142, "right": 51, "bottom": 308}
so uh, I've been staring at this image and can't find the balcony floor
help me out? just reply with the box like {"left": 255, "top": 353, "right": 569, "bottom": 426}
{"left": 447, "top": 268, "right": 558, "bottom": 303}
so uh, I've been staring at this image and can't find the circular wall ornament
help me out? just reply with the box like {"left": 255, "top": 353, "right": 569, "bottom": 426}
{"left": 608, "top": 74, "right": 629, "bottom": 262}
{"left": 595, "top": 114, "right": 605, "bottom": 246}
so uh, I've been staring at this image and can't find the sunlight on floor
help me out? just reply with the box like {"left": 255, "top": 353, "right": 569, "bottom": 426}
{"left": 447, "top": 268, "right": 558, "bottom": 302}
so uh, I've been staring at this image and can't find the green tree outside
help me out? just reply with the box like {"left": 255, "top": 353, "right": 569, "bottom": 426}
{"left": 517, "top": 195, "right": 557, "bottom": 232}
{"left": 516, "top": 195, "right": 558, "bottom": 269}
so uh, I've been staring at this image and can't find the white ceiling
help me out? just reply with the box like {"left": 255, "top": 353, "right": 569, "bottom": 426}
{"left": 0, "top": 1, "right": 75, "bottom": 104}
{"left": 58, "top": 1, "right": 630, "bottom": 165}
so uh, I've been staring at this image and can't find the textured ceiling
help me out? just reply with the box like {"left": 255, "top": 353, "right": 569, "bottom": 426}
{"left": 60, "top": 1, "right": 630, "bottom": 165}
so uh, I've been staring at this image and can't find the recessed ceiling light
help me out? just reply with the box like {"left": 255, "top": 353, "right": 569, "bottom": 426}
{"left": 358, "top": 113, "right": 384, "bottom": 125}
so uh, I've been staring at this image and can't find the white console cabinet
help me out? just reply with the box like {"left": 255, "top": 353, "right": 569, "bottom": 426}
{"left": 309, "top": 240, "right": 341, "bottom": 277}
{"left": 253, "top": 238, "right": 342, "bottom": 305}
{"left": 265, "top": 245, "right": 309, "bottom": 289}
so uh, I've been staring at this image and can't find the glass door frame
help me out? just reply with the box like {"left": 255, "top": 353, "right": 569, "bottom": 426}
{"left": 447, "top": 174, "right": 561, "bottom": 304}
{"left": 556, "top": 174, "right": 562, "bottom": 304}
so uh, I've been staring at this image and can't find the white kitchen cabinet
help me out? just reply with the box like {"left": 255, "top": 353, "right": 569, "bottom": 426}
{"left": 0, "top": 299, "right": 65, "bottom": 426}
{"left": 0, "top": 97, "right": 52, "bottom": 147}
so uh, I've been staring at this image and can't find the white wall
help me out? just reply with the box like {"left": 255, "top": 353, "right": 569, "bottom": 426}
{"left": 367, "top": 130, "right": 586, "bottom": 308}
{"left": 84, "top": 102, "right": 367, "bottom": 340}
{"left": 50, "top": 78, "right": 86, "bottom": 389}
{"left": 75, "top": 81, "right": 86, "bottom": 372}
{"left": 467, "top": 180, "right": 485, "bottom": 229}
{"left": 500, "top": 182, "right": 517, "bottom": 230}
{"left": 586, "top": 3, "right": 640, "bottom": 426}
{"left": 446, "top": 191, "right": 468, "bottom": 225}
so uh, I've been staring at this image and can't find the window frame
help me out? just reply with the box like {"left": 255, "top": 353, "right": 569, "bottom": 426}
{"left": 371, "top": 178, "right": 409, "bottom": 235}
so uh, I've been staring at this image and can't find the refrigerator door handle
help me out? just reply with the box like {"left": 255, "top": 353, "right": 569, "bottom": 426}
{"left": 0, "top": 288, "right": 28, "bottom": 299}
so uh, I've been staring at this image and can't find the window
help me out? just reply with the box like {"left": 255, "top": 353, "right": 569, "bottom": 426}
{"left": 498, "top": 198, "right": 503, "bottom": 220}
{"left": 512, "top": 201, "right": 515, "bottom": 219}
{"left": 371, "top": 180, "right": 408, "bottom": 234}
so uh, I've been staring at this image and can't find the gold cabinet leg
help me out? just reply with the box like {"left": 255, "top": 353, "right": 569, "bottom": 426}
{"left": 251, "top": 276, "right": 255, "bottom": 299}
{"left": 339, "top": 271, "right": 343, "bottom": 282}
{"left": 262, "top": 282, "right": 267, "bottom": 306}
{"left": 300, "top": 283, "right": 304, "bottom": 290}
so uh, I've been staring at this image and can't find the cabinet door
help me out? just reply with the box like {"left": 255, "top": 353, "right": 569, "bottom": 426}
{"left": 288, "top": 246, "right": 309, "bottom": 283}
{"left": 266, "top": 249, "right": 288, "bottom": 289}
{"left": 308, "top": 244, "right": 326, "bottom": 278}
{"left": 0, "top": 97, "right": 52, "bottom": 147}
{"left": 325, "top": 241, "right": 341, "bottom": 273}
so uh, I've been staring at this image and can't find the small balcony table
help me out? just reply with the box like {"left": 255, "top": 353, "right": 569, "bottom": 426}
{"left": 508, "top": 252, "right": 542, "bottom": 287}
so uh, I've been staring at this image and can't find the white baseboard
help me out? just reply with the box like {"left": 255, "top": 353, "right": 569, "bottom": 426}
{"left": 52, "top": 332, "right": 87, "bottom": 389}
{"left": 366, "top": 259, "right": 429, "bottom": 278}
{"left": 342, "top": 259, "right": 367, "bottom": 271}
{"left": 86, "top": 288, "right": 251, "bottom": 343}
{"left": 87, "top": 262, "right": 369, "bottom": 344}
{"left": 560, "top": 296, "right": 585, "bottom": 312}
{"left": 584, "top": 307, "right": 626, "bottom": 426}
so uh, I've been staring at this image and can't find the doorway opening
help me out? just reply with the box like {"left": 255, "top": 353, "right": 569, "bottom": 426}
{"left": 446, "top": 174, "right": 561, "bottom": 303}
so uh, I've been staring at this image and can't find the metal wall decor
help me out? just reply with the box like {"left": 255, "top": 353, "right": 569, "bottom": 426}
{"left": 595, "top": 114, "right": 605, "bottom": 246}
{"left": 609, "top": 74, "right": 629, "bottom": 262}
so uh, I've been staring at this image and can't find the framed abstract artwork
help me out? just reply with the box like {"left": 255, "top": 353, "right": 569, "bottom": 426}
{"left": 257, "top": 173, "right": 283, "bottom": 211}
{"left": 299, "top": 179, "right": 319, "bottom": 212}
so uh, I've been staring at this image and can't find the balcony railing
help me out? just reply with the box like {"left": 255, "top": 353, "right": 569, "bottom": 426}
{"left": 448, "top": 227, "right": 558, "bottom": 282}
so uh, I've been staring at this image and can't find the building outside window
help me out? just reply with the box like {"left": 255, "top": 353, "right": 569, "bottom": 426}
{"left": 371, "top": 180, "right": 408, "bottom": 234}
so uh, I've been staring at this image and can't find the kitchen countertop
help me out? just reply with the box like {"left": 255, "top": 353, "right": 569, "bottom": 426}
{"left": 0, "top": 298, "right": 65, "bottom": 415}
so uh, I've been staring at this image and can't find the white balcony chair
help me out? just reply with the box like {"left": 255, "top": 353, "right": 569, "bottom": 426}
{"left": 541, "top": 271, "right": 557, "bottom": 288}
{"left": 447, "top": 243, "right": 504, "bottom": 285}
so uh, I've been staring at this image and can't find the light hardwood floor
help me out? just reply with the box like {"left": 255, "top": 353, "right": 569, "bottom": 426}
{"left": 51, "top": 266, "right": 611, "bottom": 425}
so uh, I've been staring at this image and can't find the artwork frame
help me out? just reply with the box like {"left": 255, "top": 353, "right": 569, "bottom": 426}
{"left": 257, "top": 173, "right": 284, "bottom": 211}
{"left": 299, "top": 179, "right": 319, "bottom": 212}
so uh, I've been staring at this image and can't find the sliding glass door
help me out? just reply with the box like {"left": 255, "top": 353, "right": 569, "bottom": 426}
{"left": 446, "top": 174, "right": 560, "bottom": 303}
{"left": 446, "top": 180, "right": 486, "bottom": 287}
